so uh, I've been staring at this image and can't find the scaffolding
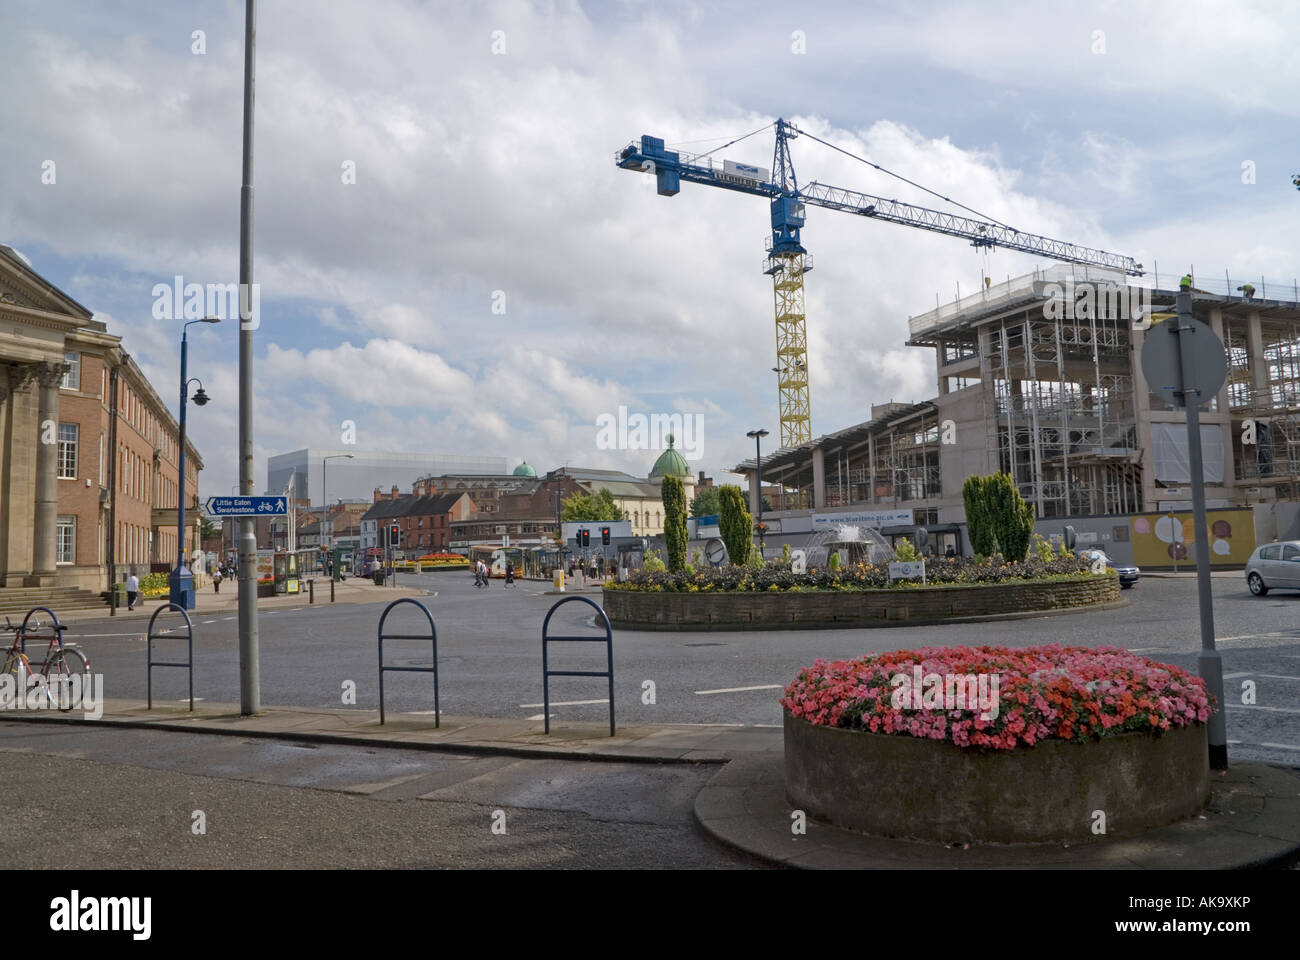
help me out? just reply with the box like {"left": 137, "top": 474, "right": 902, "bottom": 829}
{"left": 1232, "top": 315, "right": 1300, "bottom": 496}
{"left": 979, "top": 293, "right": 1141, "bottom": 518}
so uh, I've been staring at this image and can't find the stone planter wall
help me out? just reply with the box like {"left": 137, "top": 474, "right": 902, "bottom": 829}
{"left": 603, "top": 575, "right": 1118, "bottom": 630}
{"left": 784, "top": 710, "right": 1210, "bottom": 843}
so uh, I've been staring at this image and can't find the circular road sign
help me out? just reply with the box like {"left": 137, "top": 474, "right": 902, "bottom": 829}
{"left": 1140, "top": 315, "right": 1227, "bottom": 408}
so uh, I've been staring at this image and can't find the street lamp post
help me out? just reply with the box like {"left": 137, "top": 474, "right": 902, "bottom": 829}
{"left": 169, "top": 317, "right": 219, "bottom": 609}
{"left": 322, "top": 454, "right": 353, "bottom": 551}
{"left": 747, "top": 428, "right": 769, "bottom": 558}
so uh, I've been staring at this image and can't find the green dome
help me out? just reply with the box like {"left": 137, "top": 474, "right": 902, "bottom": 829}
{"left": 512, "top": 460, "right": 537, "bottom": 477}
{"left": 649, "top": 435, "right": 691, "bottom": 479}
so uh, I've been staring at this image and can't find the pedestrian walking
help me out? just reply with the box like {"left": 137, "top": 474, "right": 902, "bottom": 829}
{"left": 505, "top": 561, "right": 515, "bottom": 586}
{"left": 125, "top": 572, "right": 139, "bottom": 611}
{"left": 213, "top": 566, "right": 223, "bottom": 594}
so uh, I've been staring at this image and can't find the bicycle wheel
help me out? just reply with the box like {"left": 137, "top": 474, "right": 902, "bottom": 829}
{"left": 44, "top": 648, "right": 89, "bottom": 711}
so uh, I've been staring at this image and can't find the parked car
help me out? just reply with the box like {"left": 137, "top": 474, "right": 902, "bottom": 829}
{"left": 1244, "top": 541, "right": 1300, "bottom": 596}
{"left": 1078, "top": 549, "right": 1140, "bottom": 589}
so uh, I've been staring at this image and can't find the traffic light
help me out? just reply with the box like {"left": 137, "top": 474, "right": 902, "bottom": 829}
{"left": 580, "top": 528, "right": 590, "bottom": 547}
{"left": 389, "top": 523, "right": 401, "bottom": 546}
{"left": 601, "top": 526, "right": 610, "bottom": 545}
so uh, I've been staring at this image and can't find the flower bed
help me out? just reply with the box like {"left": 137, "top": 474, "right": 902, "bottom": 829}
{"left": 782, "top": 645, "right": 1212, "bottom": 749}
{"left": 608, "top": 554, "right": 1093, "bottom": 592}
{"left": 783, "top": 645, "right": 1214, "bottom": 842}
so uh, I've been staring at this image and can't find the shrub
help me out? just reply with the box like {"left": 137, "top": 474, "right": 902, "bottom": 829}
{"left": 717, "top": 485, "right": 753, "bottom": 566}
{"left": 893, "top": 539, "right": 919, "bottom": 562}
{"left": 782, "top": 645, "right": 1213, "bottom": 750}
{"left": 612, "top": 553, "right": 1098, "bottom": 592}
{"left": 661, "top": 475, "right": 688, "bottom": 572}
{"left": 1032, "top": 533, "right": 1055, "bottom": 563}
{"left": 964, "top": 472, "right": 1035, "bottom": 561}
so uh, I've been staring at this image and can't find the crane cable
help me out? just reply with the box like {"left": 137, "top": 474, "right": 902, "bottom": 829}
{"left": 795, "top": 126, "right": 1015, "bottom": 230}
{"left": 680, "top": 122, "right": 776, "bottom": 162}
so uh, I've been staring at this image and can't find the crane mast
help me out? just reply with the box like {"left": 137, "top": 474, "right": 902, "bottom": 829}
{"left": 615, "top": 119, "right": 1142, "bottom": 449}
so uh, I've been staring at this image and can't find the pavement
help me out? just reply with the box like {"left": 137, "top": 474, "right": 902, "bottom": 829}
{"left": 4, "top": 697, "right": 1296, "bottom": 869}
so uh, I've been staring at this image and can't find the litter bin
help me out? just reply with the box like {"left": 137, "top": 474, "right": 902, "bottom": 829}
{"left": 553, "top": 569, "right": 564, "bottom": 592}
{"left": 373, "top": 570, "right": 384, "bottom": 586}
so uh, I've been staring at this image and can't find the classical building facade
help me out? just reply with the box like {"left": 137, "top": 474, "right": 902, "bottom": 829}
{"left": 0, "top": 245, "right": 202, "bottom": 593}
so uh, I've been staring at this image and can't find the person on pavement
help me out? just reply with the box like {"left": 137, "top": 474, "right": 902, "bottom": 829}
{"left": 125, "top": 572, "right": 139, "bottom": 611}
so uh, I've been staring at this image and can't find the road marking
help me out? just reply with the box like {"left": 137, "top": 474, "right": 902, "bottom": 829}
{"left": 753, "top": 723, "right": 783, "bottom": 728}
{"left": 1228, "top": 739, "right": 1300, "bottom": 751}
{"left": 1128, "top": 647, "right": 1161, "bottom": 653}
{"left": 693, "top": 684, "right": 784, "bottom": 695}
{"left": 1244, "top": 673, "right": 1300, "bottom": 682}
{"left": 61, "top": 632, "right": 148, "bottom": 638}
{"left": 1225, "top": 703, "right": 1300, "bottom": 715}
{"left": 1223, "top": 672, "right": 1253, "bottom": 679}
{"left": 518, "top": 698, "right": 608, "bottom": 708}
{"left": 202, "top": 620, "right": 217, "bottom": 625}
{"left": 177, "top": 698, "right": 205, "bottom": 703}
{"left": 222, "top": 617, "right": 235, "bottom": 621}
{"left": 525, "top": 713, "right": 556, "bottom": 721}
{"left": 407, "top": 710, "right": 440, "bottom": 715}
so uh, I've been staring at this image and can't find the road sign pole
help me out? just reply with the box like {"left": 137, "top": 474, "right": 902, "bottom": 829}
{"left": 237, "top": 0, "right": 260, "bottom": 716}
{"left": 1174, "top": 288, "right": 1228, "bottom": 770}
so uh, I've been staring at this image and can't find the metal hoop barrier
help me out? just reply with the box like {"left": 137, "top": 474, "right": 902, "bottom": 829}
{"left": 19, "top": 606, "right": 64, "bottom": 655}
{"left": 377, "top": 598, "right": 439, "bottom": 726}
{"left": 147, "top": 603, "right": 195, "bottom": 711}
{"left": 541, "top": 596, "right": 615, "bottom": 736}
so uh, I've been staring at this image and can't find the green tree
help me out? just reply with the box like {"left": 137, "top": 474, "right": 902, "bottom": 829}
{"left": 688, "top": 485, "right": 723, "bottom": 518}
{"left": 561, "top": 488, "right": 625, "bottom": 522}
{"left": 962, "top": 472, "right": 1035, "bottom": 561}
{"left": 199, "top": 515, "right": 221, "bottom": 541}
{"left": 717, "top": 484, "right": 753, "bottom": 566}
{"left": 661, "top": 475, "right": 688, "bottom": 572}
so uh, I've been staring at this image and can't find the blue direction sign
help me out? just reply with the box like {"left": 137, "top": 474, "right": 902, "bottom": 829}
{"left": 204, "top": 496, "right": 288, "bottom": 517}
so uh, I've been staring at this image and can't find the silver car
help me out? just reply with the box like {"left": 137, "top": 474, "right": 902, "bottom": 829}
{"left": 1244, "top": 540, "right": 1300, "bottom": 596}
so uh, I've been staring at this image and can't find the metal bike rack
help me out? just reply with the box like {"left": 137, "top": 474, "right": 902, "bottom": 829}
{"left": 541, "top": 596, "right": 615, "bottom": 736}
{"left": 377, "top": 598, "right": 439, "bottom": 726}
{"left": 19, "top": 606, "right": 63, "bottom": 655}
{"left": 147, "top": 603, "right": 195, "bottom": 711}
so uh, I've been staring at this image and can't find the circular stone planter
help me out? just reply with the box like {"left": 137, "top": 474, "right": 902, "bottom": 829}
{"left": 784, "top": 710, "right": 1210, "bottom": 843}
{"left": 603, "top": 575, "right": 1119, "bottom": 630}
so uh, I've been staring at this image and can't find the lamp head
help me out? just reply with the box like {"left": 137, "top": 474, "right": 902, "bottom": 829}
{"left": 191, "top": 387, "right": 210, "bottom": 406}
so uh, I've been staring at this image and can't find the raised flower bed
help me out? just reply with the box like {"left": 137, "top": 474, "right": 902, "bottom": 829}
{"left": 603, "top": 555, "right": 1120, "bottom": 628}
{"left": 782, "top": 645, "right": 1212, "bottom": 843}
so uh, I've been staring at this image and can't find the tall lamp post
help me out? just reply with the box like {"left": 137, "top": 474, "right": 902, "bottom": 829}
{"left": 747, "top": 428, "right": 769, "bottom": 558}
{"left": 322, "top": 453, "right": 353, "bottom": 551}
{"left": 170, "top": 316, "right": 220, "bottom": 609}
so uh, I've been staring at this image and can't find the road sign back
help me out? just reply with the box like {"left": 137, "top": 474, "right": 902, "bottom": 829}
{"left": 1140, "top": 315, "right": 1227, "bottom": 408}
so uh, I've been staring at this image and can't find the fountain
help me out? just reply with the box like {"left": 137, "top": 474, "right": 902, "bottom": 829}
{"left": 803, "top": 523, "right": 894, "bottom": 569}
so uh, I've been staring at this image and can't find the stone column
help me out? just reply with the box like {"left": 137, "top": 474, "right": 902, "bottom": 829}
{"left": 1, "top": 365, "right": 38, "bottom": 587}
{"left": 811, "top": 446, "right": 826, "bottom": 509}
{"left": 29, "top": 361, "right": 68, "bottom": 586}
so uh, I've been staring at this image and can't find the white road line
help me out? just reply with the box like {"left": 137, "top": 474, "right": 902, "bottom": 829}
{"left": 1128, "top": 647, "right": 1161, "bottom": 653}
{"left": 518, "top": 698, "right": 608, "bottom": 708}
{"left": 1223, "top": 672, "right": 1253, "bottom": 679}
{"left": 61, "top": 633, "right": 148, "bottom": 638}
{"left": 1260, "top": 742, "right": 1300, "bottom": 751}
{"left": 525, "top": 713, "right": 556, "bottom": 721}
{"left": 693, "top": 684, "right": 784, "bottom": 695}
{"left": 177, "top": 698, "right": 205, "bottom": 703}
{"left": 222, "top": 617, "right": 235, "bottom": 621}
{"left": 202, "top": 620, "right": 217, "bottom": 625}
{"left": 1225, "top": 703, "right": 1300, "bottom": 715}
{"left": 753, "top": 723, "right": 783, "bottom": 728}
{"left": 1246, "top": 674, "right": 1300, "bottom": 682}
{"left": 407, "top": 710, "right": 440, "bottom": 715}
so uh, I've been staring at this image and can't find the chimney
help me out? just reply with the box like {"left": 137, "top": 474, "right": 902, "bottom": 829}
{"left": 373, "top": 487, "right": 383, "bottom": 502}
{"left": 392, "top": 485, "right": 399, "bottom": 499}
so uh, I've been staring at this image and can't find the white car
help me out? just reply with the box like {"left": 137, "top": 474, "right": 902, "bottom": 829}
{"left": 1244, "top": 541, "right": 1300, "bottom": 596}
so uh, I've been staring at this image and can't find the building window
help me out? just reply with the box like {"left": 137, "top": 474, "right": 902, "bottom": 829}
{"left": 57, "top": 423, "right": 78, "bottom": 478}
{"left": 61, "top": 352, "right": 81, "bottom": 390}
{"left": 56, "top": 517, "right": 76, "bottom": 565}
{"left": 99, "top": 433, "right": 105, "bottom": 486}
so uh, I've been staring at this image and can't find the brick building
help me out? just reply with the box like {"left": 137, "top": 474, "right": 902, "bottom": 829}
{"left": 360, "top": 488, "right": 476, "bottom": 555}
{"left": 0, "top": 245, "right": 203, "bottom": 594}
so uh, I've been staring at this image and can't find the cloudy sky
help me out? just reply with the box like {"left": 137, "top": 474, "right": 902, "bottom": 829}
{"left": 2, "top": 0, "right": 1296, "bottom": 501}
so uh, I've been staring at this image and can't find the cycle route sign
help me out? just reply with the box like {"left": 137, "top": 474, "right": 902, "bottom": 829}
{"left": 204, "top": 496, "right": 288, "bottom": 517}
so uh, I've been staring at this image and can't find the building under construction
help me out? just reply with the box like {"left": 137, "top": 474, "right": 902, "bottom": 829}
{"left": 739, "top": 264, "right": 1300, "bottom": 556}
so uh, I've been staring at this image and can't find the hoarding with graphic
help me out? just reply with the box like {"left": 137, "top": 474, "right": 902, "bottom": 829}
{"left": 1129, "top": 508, "right": 1255, "bottom": 567}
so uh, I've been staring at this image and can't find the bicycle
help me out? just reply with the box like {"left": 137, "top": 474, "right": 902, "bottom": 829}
{"left": 3, "top": 608, "right": 90, "bottom": 711}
